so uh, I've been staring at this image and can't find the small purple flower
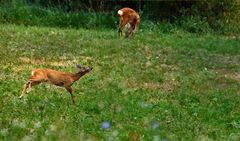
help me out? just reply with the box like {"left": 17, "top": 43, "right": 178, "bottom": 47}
{"left": 101, "top": 121, "right": 110, "bottom": 129}
{"left": 139, "top": 101, "right": 148, "bottom": 108}
{"left": 151, "top": 121, "right": 160, "bottom": 129}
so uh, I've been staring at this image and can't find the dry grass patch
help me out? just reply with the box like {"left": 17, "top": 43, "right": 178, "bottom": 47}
{"left": 19, "top": 56, "right": 93, "bottom": 67}
{"left": 126, "top": 79, "right": 179, "bottom": 92}
{"left": 216, "top": 70, "right": 240, "bottom": 83}
{"left": 19, "top": 57, "right": 78, "bottom": 67}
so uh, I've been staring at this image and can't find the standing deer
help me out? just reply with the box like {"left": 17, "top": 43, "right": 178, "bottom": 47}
{"left": 118, "top": 7, "right": 140, "bottom": 37}
{"left": 19, "top": 65, "right": 92, "bottom": 103}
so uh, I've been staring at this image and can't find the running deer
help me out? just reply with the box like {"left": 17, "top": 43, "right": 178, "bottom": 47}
{"left": 118, "top": 7, "right": 140, "bottom": 37}
{"left": 19, "top": 65, "right": 92, "bottom": 103}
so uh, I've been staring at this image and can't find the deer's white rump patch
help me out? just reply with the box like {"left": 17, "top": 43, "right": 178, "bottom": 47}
{"left": 118, "top": 10, "right": 123, "bottom": 16}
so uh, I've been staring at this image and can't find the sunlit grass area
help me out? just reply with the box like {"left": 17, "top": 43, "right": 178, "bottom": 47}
{"left": 0, "top": 24, "right": 239, "bottom": 141}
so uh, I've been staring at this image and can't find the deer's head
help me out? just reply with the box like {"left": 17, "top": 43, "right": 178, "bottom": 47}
{"left": 76, "top": 64, "right": 92, "bottom": 75}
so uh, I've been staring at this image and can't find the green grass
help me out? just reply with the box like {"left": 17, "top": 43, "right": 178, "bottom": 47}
{"left": 0, "top": 24, "right": 239, "bottom": 141}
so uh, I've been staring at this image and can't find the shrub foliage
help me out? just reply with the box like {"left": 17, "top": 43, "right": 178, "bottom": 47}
{"left": 0, "top": 0, "right": 239, "bottom": 33}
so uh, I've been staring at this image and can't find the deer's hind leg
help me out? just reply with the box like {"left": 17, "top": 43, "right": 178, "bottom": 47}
{"left": 19, "top": 79, "right": 41, "bottom": 99}
{"left": 125, "top": 24, "right": 134, "bottom": 38}
{"left": 19, "top": 81, "right": 30, "bottom": 99}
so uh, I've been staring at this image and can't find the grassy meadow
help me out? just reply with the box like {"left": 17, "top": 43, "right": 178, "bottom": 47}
{"left": 0, "top": 24, "right": 240, "bottom": 141}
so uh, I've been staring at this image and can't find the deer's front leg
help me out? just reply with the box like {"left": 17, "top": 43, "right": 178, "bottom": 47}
{"left": 65, "top": 86, "right": 75, "bottom": 104}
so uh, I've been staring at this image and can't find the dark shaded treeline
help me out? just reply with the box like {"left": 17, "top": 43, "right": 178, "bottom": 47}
{"left": 1, "top": 0, "right": 239, "bottom": 22}
{"left": 0, "top": 0, "right": 239, "bottom": 33}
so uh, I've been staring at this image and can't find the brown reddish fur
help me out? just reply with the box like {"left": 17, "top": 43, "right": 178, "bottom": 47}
{"left": 118, "top": 7, "right": 140, "bottom": 37}
{"left": 19, "top": 65, "right": 92, "bottom": 103}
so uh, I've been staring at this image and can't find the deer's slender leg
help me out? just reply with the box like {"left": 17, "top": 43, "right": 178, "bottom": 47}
{"left": 126, "top": 23, "right": 134, "bottom": 38}
{"left": 65, "top": 86, "right": 75, "bottom": 104}
{"left": 20, "top": 81, "right": 31, "bottom": 99}
{"left": 119, "top": 17, "right": 129, "bottom": 37}
{"left": 133, "top": 18, "right": 140, "bottom": 33}
{"left": 127, "top": 19, "right": 139, "bottom": 37}
{"left": 19, "top": 80, "right": 41, "bottom": 99}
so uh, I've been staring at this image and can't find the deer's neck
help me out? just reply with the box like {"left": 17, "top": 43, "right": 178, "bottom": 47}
{"left": 71, "top": 72, "right": 84, "bottom": 82}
